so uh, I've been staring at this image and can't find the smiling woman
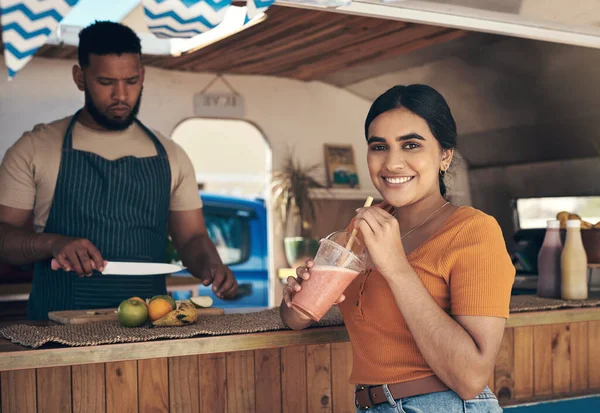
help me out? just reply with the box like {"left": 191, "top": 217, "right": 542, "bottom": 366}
{"left": 365, "top": 84, "right": 457, "bottom": 203}
{"left": 280, "top": 84, "right": 515, "bottom": 412}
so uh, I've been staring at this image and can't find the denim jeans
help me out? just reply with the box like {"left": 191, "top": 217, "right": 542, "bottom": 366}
{"left": 356, "top": 386, "right": 502, "bottom": 413}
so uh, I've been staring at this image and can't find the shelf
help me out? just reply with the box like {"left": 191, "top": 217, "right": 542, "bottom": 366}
{"left": 309, "top": 188, "right": 380, "bottom": 201}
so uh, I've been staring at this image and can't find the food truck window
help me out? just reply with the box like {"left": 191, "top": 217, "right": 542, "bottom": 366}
{"left": 203, "top": 210, "right": 249, "bottom": 266}
{"left": 515, "top": 196, "right": 600, "bottom": 229}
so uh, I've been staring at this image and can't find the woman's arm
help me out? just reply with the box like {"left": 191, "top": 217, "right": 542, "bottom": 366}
{"left": 355, "top": 206, "right": 507, "bottom": 400}
{"left": 385, "top": 271, "right": 505, "bottom": 400}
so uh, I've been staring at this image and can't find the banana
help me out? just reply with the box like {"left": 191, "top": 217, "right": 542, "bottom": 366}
{"left": 152, "top": 302, "right": 199, "bottom": 326}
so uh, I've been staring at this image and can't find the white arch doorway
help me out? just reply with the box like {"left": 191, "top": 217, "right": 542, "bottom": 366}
{"left": 171, "top": 118, "right": 275, "bottom": 309}
{"left": 172, "top": 118, "right": 271, "bottom": 199}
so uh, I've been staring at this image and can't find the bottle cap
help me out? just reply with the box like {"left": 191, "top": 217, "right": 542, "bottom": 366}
{"left": 566, "top": 219, "right": 581, "bottom": 228}
{"left": 547, "top": 220, "right": 560, "bottom": 229}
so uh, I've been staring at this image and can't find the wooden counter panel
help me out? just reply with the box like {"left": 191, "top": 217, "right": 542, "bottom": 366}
{"left": 513, "top": 326, "right": 534, "bottom": 399}
{"left": 494, "top": 328, "right": 514, "bottom": 402}
{"left": 71, "top": 364, "right": 105, "bottom": 413}
{"left": 331, "top": 342, "right": 354, "bottom": 413}
{"left": 281, "top": 345, "right": 307, "bottom": 413}
{"left": 552, "top": 324, "right": 572, "bottom": 394}
{"left": 106, "top": 361, "right": 137, "bottom": 413}
{"left": 533, "top": 325, "right": 553, "bottom": 396}
{"left": 491, "top": 321, "right": 599, "bottom": 406}
{"left": 589, "top": 320, "right": 600, "bottom": 390}
{"left": 226, "top": 350, "right": 255, "bottom": 413}
{"left": 254, "top": 348, "right": 282, "bottom": 413}
{"left": 1, "top": 321, "right": 599, "bottom": 413}
{"left": 168, "top": 355, "right": 199, "bottom": 413}
{"left": 138, "top": 358, "right": 169, "bottom": 413}
{"left": 570, "top": 322, "right": 589, "bottom": 392}
{"left": 37, "top": 366, "right": 71, "bottom": 413}
{"left": 0, "top": 369, "right": 36, "bottom": 413}
{"left": 198, "top": 353, "right": 227, "bottom": 412}
{"left": 306, "top": 344, "right": 332, "bottom": 413}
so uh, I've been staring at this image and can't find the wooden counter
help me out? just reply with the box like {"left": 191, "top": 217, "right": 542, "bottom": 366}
{"left": 1, "top": 307, "right": 599, "bottom": 412}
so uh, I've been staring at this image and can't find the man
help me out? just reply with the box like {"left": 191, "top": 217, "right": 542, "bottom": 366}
{"left": 0, "top": 21, "right": 237, "bottom": 319}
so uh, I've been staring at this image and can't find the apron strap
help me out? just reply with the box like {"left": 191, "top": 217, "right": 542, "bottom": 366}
{"left": 62, "top": 110, "right": 82, "bottom": 150}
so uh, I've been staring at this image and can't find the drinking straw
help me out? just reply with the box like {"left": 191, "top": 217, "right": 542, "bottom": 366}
{"left": 339, "top": 196, "right": 373, "bottom": 266}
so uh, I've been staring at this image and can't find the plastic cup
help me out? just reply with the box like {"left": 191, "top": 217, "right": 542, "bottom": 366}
{"left": 291, "top": 231, "right": 368, "bottom": 321}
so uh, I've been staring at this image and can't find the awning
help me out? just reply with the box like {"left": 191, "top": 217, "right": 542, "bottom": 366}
{"left": 0, "top": 0, "right": 290, "bottom": 79}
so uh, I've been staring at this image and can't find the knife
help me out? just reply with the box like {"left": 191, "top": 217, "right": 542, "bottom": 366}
{"left": 51, "top": 259, "right": 184, "bottom": 275}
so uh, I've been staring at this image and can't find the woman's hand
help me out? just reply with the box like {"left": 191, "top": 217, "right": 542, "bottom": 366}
{"left": 283, "top": 260, "right": 346, "bottom": 313}
{"left": 354, "top": 206, "right": 410, "bottom": 278}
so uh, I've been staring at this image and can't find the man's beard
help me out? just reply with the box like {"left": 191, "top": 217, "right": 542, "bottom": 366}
{"left": 84, "top": 88, "right": 142, "bottom": 131}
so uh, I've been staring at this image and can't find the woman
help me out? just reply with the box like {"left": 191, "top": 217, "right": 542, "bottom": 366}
{"left": 280, "top": 84, "right": 515, "bottom": 412}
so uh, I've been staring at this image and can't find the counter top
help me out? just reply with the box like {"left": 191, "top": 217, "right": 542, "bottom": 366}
{"left": 1, "top": 297, "right": 600, "bottom": 372}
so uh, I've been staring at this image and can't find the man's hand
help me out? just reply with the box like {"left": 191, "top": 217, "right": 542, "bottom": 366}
{"left": 50, "top": 236, "right": 105, "bottom": 277}
{"left": 0, "top": 205, "right": 106, "bottom": 273}
{"left": 169, "top": 209, "right": 240, "bottom": 299}
{"left": 202, "top": 263, "right": 238, "bottom": 299}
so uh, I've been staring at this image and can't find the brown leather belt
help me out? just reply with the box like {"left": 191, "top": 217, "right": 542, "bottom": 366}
{"left": 355, "top": 375, "right": 449, "bottom": 409}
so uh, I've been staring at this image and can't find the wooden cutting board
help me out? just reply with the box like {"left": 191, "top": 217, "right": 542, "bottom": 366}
{"left": 48, "top": 306, "right": 224, "bottom": 324}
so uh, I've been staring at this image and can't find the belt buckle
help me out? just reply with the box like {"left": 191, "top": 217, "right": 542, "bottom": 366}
{"left": 355, "top": 385, "right": 373, "bottom": 410}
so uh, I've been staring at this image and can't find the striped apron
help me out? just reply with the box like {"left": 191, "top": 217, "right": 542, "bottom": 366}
{"left": 28, "top": 111, "right": 171, "bottom": 320}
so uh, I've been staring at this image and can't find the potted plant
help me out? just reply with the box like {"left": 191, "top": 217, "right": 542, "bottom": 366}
{"left": 271, "top": 150, "right": 327, "bottom": 269}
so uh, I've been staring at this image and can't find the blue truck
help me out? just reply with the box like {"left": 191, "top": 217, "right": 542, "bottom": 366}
{"left": 170, "top": 193, "right": 270, "bottom": 311}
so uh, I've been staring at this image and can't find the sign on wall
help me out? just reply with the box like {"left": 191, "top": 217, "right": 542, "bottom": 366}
{"left": 194, "top": 92, "right": 245, "bottom": 118}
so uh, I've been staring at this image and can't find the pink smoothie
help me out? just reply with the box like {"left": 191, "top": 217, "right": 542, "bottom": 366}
{"left": 291, "top": 265, "right": 359, "bottom": 321}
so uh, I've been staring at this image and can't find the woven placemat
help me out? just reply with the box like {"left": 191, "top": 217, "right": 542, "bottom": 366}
{"left": 0, "top": 307, "right": 345, "bottom": 349}
{"left": 509, "top": 295, "right": 600, "bottom": 313}
{"left": 3, "top": 296, "right": 600, "bottom": 349}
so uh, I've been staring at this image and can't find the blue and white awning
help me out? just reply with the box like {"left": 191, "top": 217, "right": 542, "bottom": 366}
{"left": 245, "top": 0, "right": 275, "bottom": 21}
{"left": 141, "top": 0, "right": 275, "bottom": 39}
{"left": 0, "top": 0, "right": 349, "bottom": 79}
{"left": 142, "top": 0, "right": 232, "bottom": 39}
{"left": 1, "top": 0, "right": 79, "bottom": 79}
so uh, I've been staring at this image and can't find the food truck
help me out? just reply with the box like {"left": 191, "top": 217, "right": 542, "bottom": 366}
{"left": 0, "top": 1, "right": 599, "bottom": 412}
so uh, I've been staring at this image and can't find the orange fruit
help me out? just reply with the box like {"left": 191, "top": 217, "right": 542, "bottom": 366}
{"left": 151, "top": 295, "right": 176, "bottom": 311}
{"left": 148, "top": 298, "right": 174, "bottom": 322}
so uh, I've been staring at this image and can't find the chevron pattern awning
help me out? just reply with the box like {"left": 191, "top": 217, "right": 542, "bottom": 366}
{"left": 143, "top": 0, "right": 231, "bottom": 39}
{"left": 1, "top": 0, "right": 349, "bottom": 79}
{"left": 245, "top": 0, "right": 275, "bottom": 21}
{"left": 1, "top": 0, "right": 79, "bottom": 79}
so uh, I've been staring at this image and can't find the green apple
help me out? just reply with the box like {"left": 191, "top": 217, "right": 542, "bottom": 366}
{"left": 118, "top": 299, "right": 148, "bottom": 327}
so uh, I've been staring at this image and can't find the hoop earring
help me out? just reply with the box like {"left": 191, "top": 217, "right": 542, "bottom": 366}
{"left": 439, "top": 169, "right": 446, "bottom": 177}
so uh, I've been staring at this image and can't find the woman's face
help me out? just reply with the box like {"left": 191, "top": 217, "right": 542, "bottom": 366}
{"left": 367, "top": 108, "right": 453, "bottom": 208}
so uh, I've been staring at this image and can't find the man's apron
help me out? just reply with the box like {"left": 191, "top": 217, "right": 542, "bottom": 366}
{"left": 28, "top": 111, "right": 171, "bottom": 320}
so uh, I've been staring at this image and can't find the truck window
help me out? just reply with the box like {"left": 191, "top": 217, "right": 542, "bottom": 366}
{"left": 515, "top": 196, "right": 600, "bottom": 229}
{"left": 204, "top": 211, "right": 250, "bottom": 266}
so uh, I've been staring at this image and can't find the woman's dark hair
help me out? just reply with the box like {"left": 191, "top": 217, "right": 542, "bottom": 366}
{"left": 78, "top": 21, "right": 142, "bottom": 68}
{"left": 364, "top": 84, "right": 457, "bottom": 197}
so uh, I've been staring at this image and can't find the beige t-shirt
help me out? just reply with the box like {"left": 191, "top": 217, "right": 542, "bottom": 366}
{"left": 0, "top": 115, "right": 202, "bottom": 233}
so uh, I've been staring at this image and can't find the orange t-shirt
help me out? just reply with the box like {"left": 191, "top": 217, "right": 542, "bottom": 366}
{"left": 338, "top": 206, "right": 515, "bottom": 385}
